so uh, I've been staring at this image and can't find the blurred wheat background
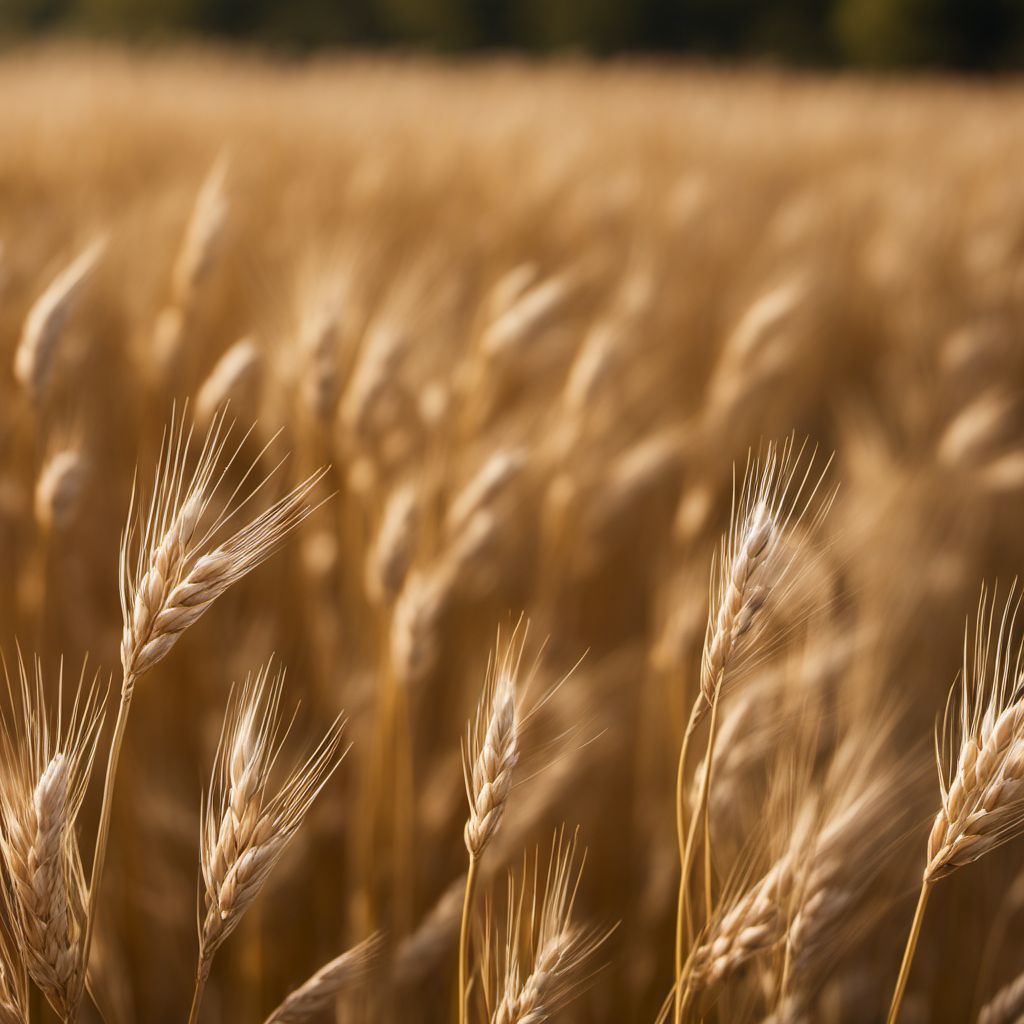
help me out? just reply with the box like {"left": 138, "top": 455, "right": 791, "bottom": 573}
{"left": 2, "top": 35, "right": 1024, "bottom": 1024}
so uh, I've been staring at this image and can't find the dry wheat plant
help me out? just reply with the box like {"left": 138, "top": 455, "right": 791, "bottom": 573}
{"left": 1, "top": 41, "right": 1024, "bottom": 1024}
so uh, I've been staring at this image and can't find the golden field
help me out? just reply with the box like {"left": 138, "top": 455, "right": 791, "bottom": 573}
{"left": 1, "top": 45, "right": 1024, "bottom": 1024}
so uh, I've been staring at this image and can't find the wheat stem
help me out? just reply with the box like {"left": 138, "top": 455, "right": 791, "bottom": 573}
{"left": 672, "top": 701, "right": 700, "bottom": 1018}
{"left": 80, "top": 675, "right": 134, "bottom": 991}
{"left": 187, "top": 963, "right": 210, "bottom": 1024}
{"left": 887, "top": 880, "right": 931, "bottom": 1024}
{"left": 674, "top": 695, "right": 721, "bottom": 1024}
{"left": 458, "top": 853, "right": 479, "bottom": 1024}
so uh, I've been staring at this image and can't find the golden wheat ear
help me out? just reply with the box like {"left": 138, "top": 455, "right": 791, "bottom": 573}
{"left": 482, "top": 826, "right": 612, "bottom": 1024}
{"left": 0, "top": 653, "right": 105, "bottom": 1022}
{"left": 927, "top": 582, "right": 1024, "bottom": 880}
{"left": 261, "top": 932, "right": 382, "bottom": 1024}
{"left": 190, "top": 660, "right": 347, "bottom": 1023}
{"left": 462, "top": 621, "right": 530, "bottom": 862}
{"left": 120, "top": 405, "right": 329, "bottom": 684}
{"left": 890, "top": 582, "right": 1024, "bottom": 1023}
{"left": 696, "top": 435, "right": 835, "bottom": 724}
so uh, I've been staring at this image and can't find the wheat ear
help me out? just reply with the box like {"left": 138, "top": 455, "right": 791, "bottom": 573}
{"left": 459, "top": 623, "right": 528, "bottom": 1024}
{"left": 890, "top": 584, "right": 1024, "bottom": 1023}
{"left": 262, "top": 933, "right": 381, "bottom": 1023}
{"left": 0, "top": 655, "right": 104, "bottom": 1022}
{"left": 190, "top": 662, "right": 346, "bottom": 1023}
{"left": 487, "top": 828, "right": 609, "bottom": 1024}
{"left": 83, "top": 406, "right": 327, "bottom": 994}
{"left": 674, "top": 438, "right": 832, "bottom": 1024}
{"left": 13, "top": 236, "right": 107, "bottom": 407}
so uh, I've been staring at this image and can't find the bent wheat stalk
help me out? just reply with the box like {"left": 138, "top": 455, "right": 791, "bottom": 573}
{"left": 889, "top": 584, "right": 1024, "bottom": 1024}
{"left": 83, "top": 407, "right": 327, "bottom": 992}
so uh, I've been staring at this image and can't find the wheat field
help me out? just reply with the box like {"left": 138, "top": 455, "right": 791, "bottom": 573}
{"left": 1, "top": 44, "right": 1024, "bottom": 1024}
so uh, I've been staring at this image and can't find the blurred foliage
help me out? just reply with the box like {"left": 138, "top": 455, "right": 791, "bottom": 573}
{"left": 2, "top": 0, "right": 1024, "bottom": 68}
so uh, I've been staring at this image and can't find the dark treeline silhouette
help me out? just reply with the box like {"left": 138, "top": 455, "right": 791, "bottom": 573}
{"left": 3, "top": 0, "right": 1024, "bottom": 69}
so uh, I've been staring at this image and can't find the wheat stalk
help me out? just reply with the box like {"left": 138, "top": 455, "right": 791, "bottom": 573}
{"left": 190, "top": 662, "right": 346, "bottom": 1023}
{"left": 0, "top": 655, "right": 104, "bottom": 1022}
{"left": 83, "top": 407, "right": 327, "bottom": 992}
{"left": 890, "top": 584, "right": 1024, "bottom": 1023}
{"left": 674, "top": 437, "right": 833, "bottom": 1024}
{"left": 459, "top": 622, "right": 529, "bottom": 1024}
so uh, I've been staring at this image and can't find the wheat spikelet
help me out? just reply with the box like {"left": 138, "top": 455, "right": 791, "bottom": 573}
{"left": 195, "top": 338, "right": 262, "bottom": 427}
{"left": 13, "top": 236, "right": 107, "bottom": 405}
{"left": 686, "top": 855, "right": 793, "bottom": 993}
{"left": 262, "top": 933, "right": 381, "bottom": 1023}
{"left": 196, "top": 662, "right": 346, "bottom": 987}
{"left": 487, "top": 828, "right": 608, "bottom": 1024}
{"left": 34, "top": 449, "right": 87, "bottom": 534}
{"left": 0, "top": 655, "right": 104, "bottom": 1020}
{"left": 120, "top": 407, "right": 327, "bottom": 684}
{"left": 925, "top": 584, "right": 1024, "bottom": 882}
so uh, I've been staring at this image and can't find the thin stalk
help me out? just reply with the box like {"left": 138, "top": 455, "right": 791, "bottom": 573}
{"left": 674, "top": 695, "right": 721, "bottom": 1024}
{"left": 673, "top": 704, "right": 700, "bottom": 1017}
{"left": 887, "top": 880, "right": 932, "bottom": 1024}
{"left": 80, "top": 676, "right": 136, "bottom": 987}
{"left": 188, "top": 965, "right": 210, "bottom": 1024}
{"left": 458, "top": 854, "right": 479, "bottom": 1024}
{"left": 702, "top": 771, "right": 714, "bottom": 921}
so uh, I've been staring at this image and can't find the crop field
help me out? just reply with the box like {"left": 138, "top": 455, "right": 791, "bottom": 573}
{"left": 0, "top": 45, "right": 1023, "bottom": 1024}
